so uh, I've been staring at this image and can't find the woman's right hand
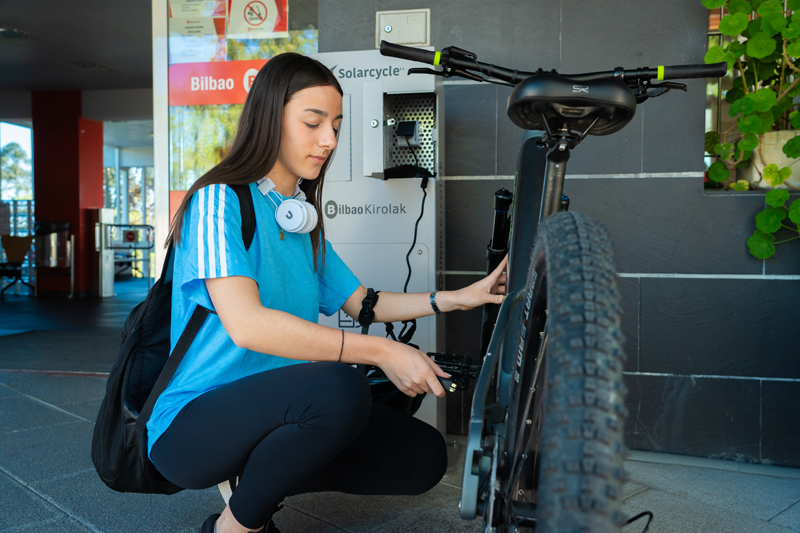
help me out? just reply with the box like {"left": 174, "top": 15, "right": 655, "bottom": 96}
{"left": 377, "top": 341, "right": 450, "bottom": 398}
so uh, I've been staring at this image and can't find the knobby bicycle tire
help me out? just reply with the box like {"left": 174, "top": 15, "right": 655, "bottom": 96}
{"left": 503, "top": 211, "right": 627, "bottom": 533}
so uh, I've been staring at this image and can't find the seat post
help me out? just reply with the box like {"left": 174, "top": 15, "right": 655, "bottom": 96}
{"left": 540, "top": 137, "right": 571, "bottom": 221}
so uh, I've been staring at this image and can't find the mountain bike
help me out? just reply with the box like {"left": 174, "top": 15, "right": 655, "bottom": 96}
{"left": 380, "top": 40, "right": 725, "bottom": 533}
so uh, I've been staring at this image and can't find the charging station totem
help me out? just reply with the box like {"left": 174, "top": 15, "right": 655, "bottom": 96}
{"left": 310, "top": 50, "right": 446, "bottom": 432}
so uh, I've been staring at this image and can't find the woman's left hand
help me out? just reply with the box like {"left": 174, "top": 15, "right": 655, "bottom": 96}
{"left": 445, "top": 254, "right": 508, "bottom": 312}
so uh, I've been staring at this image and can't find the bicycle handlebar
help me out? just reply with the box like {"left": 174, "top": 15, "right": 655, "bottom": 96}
{"left": 379, "top": 41, "right": 439, "bottom": 65}
{"left": 379, "top": 40, "right": 727, "bottom": 85}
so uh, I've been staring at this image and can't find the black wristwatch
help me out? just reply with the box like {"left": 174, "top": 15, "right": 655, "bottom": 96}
{"left": 430, "top": 290, "right": 441, "bottom": 314}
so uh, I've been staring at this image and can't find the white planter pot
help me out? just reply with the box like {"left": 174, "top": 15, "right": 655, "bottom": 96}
{"left": 742, "top": 130, "right": 800, "bottom": 189}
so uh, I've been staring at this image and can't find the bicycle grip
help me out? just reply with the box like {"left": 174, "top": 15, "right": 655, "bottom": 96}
{"left": 661, "top": 62, "right": 728, "bottom": 80}
{"left": 380, "top": 40, "right": 438, "bottom": 65}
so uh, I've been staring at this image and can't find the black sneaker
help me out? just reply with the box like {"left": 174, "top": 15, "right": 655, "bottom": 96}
{"left": 198, "top": 513, "right": 220, "bottom": 533}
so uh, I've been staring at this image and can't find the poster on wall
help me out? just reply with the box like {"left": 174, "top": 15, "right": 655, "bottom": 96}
{"left": 168, "top": 0, "right": 228, "bottom": 63}
{"left": 169, "top": 0, "right": 226, "bottom": 17}
{"left": 169, "top": 59, "right": 268, "bottom": 106}
{"left": 227, "top": 0, "right": 288, "bottom": 40}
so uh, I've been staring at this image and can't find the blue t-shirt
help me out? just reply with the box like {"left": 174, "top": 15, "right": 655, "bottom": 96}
{"left": 146, "top": 182, "right": 361, "bottom": 457}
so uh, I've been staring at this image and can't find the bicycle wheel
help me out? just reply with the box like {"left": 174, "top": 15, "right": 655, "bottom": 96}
{"left": 500, "top": 211, "right": 627, "bottom": 533}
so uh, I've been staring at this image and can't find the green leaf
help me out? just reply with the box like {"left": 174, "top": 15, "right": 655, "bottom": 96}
{"left": 762, "top": 164, "right": 792, "bottom": 186}
{"left": 788, "top": 199, "right": 800, "bottom": 223}
{"left": 757, "top": 60, "right": 779, "bottom": 81}
{"left": 751, "top": 0, "right": 766, "bottom": 9}
{"left": 702, "top": 0, "right": 727, "bottom": 7}
{"left": 747, "top": 32, "right": 779, "bottom": 58}
{"left": 751, "top": 88, "right": 778, "bottom": 112}
{"left": 766, "top": 188, "right": 790, "bottom": 207}
{"left": 757, "top": 0, "right": 784, "bottom": 17}
{"left": 756, "top": 205, "right": 788, "bottom": 232}
{"left": 790, "top": 111, "right": 800, "bottom": 129}
{"left": 714, "top": 142, "right": 735, "bottom": 159}
{"left": 747, "top": 230, "right": 777, "bottom": 258}
{"left": 789, "top": 0, "right": 800, "bottom": 9}
{"left": 738, "top": 114, "right": 763, "bottom": 133}
{"left": 705, "top": 45, "right": 736, "bottom": 70}
{"left": 788, "top": 82, "right": 800, "bottom": 97}
{"left": 762, "top": 48, "right": 784, "bottom": 63}
{"left": 708, "top": 161, "right": 730, "bottom": 182}
{"left": 705, "top": 131, "right": 720, "bottom": 153}
{"left": 782, "top": 136, "right": 800, "bottom": 158}
{"left": 730, "top": 96, "right": 757, "bottom": 116}
{"left": 726, "top": 86, "right": 745, "bottom": 104}
{"left": 760, "top": 14, "right": 788, "bottom": 36}
{"left": 731, "top": 180, "right": 750, "bottom": 190}
{"left": 758, "top": 110, "right": 777, "bottom": 133}
{"left": 729, "top": 0, "right": 754, "bottom": 13}
{"left": 744, "top": 17, "right": 763, "bottom": 38}
{"left": 781, "top": 20, "right": 800, "bottom": 39}
{"left": 727, "top": 41, "right": 747, "bottom": 59}
{"left": 739, "top": 132, "right": 759, "bottom": 151}
{"left": 786, "top": 41, "right": 800, "bottom": 57}
{"left": 774, "top": 95, "right": 794, "bottom": 115}
{"left": 721, "top": 12, "right": 752, "bottom": 36}
{"left": 736, "top": 153, "right": 753, "bottom": 167}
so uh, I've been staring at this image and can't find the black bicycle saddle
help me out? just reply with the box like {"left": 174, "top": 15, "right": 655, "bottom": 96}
{"left": 507, "top": 73, "right": 636, "bottom": 136}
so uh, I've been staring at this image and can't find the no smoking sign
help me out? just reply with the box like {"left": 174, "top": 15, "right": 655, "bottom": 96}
{"left": 228, "top": 0, "right": 287, "bottom": 39}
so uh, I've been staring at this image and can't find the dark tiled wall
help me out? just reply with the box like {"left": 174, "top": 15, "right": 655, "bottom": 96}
{"left": 319, "top": 0, "right": 800, "bottom": 466}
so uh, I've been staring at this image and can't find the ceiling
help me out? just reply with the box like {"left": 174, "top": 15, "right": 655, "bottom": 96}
{"left": 0, "top": 0, "right": 319, "bottom": 94}
{"left": 0, "top": 0, "right": 153, "bottom": 92}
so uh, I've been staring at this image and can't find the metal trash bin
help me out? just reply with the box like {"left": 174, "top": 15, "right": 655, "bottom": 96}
{"left": 34, "top": 221, "right": 72, "bottom": 268}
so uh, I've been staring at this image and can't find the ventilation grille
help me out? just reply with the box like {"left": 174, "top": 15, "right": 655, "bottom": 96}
{"left": 384, "top": 92, "right": 436, "bottom": 170}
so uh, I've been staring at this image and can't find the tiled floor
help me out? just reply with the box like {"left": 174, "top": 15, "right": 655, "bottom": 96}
{"left": 1, "top": 284, "right": 799, "bottom": 532}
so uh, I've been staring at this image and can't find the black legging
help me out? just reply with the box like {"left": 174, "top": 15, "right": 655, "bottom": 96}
{"left": 150, "top": 362, "right": 448, "bottom": 530}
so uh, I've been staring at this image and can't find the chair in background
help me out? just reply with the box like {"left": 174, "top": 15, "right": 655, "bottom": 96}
{"left": 0, "top": 235, "right": 34, "bottom": 300}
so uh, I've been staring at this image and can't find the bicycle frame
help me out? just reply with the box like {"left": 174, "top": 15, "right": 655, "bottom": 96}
{"left": 460, "top": 133, "right": 575, "bottom": 520}
{"left": 376, "top": 40, "right": 725, "bottom": 530}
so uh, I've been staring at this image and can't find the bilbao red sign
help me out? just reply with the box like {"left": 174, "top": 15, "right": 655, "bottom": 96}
{"left": 169, "top": 59, "right": 268, "bottom": 106}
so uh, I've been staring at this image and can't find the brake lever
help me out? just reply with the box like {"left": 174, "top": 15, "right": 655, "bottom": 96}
{"left": 408, "top": 66, "right": 486, "bottom": 83}
{"left": 634, "top": 81, "right": 687, "bottom": 103}
{"left": 649, "top": 81, "right": 687, "bottom": 94}
{"left": 408, "top": 67, "right": 443, "bottom": 77}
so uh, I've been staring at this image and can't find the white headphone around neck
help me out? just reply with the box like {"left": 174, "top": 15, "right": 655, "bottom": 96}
{"left": 257, "top": 178, "right": 318, "bottom": 234}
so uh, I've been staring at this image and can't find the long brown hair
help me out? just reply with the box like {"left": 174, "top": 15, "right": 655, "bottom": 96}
{"left": 167, "top": 52, "right": 342, "bottom": 270}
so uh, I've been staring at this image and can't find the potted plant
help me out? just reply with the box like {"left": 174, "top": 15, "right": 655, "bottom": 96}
{"left": 746, "top": 189, "right": 800, "bottom": 258}
{"left": 703, "top": 0, "right": 800, "bottom": 189}
{"left": 703, "top": 0, "right": 800, "bottom": 258}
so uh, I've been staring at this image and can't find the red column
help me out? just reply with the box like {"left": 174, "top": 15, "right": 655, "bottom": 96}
{"left": 32, "top": 91, "right": 104, "bottom": 296}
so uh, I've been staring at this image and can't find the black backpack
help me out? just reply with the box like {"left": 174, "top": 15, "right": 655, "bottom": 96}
{"left": 91, "top": 184, "right": 256, "bottom": 494}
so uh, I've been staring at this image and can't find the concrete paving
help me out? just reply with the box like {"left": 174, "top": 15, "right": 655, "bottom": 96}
{"left": 1, "top": 286, "right": 799, "bottom": 532}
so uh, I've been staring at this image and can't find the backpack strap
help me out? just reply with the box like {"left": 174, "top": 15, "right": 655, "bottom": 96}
{"left": 231, "top": 183, "right": 256, "bottom": 251}
{"left": 137, "top": 305, "right": 209, "bottom": 434}
{"left": 136, "top": 183, "right": 258, "bottom": 452}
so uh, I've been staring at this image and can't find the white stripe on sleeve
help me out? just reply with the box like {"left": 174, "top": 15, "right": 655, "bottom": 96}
{"left": 198, "top": 187, "right": 205, "bottom": 277}
{"left": 207, "top": 184, "right": 217, "bottom": 277}
{"left": 218, "top": 184, "right": 227, "bottom": 277}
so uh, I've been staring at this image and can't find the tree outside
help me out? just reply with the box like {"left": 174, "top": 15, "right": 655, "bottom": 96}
{"left": 1, "top": 142, "right": 33, "bottom": 200}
